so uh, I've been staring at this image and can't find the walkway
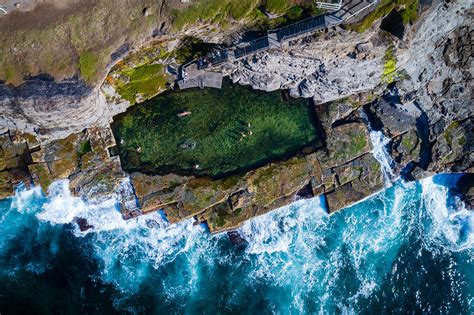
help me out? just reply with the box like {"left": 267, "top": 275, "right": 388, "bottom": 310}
{"left": 177, "top": 0, "right": 378, "bottom": 90}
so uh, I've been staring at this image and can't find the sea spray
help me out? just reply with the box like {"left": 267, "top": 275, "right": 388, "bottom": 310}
{"left": 359, "top": 108, "right": 396, "bottom": 185}
{"left": 38, "top": 180, "right": 126, "bottom": 235}
{"left": 240, "top": 196, "right": 328, "bottom": 255}
{"left": 0, "top": 184, "right": 60, "bottom": 277}
{"left": 0, "top": 175, "right": 472, "bottom": 313}
{"left": 90, "top": 215, "right": 205, "bottom": 294}
{"left": 32, "top": 179, "right": 212, "bottom": 296}
{"left": 369, "top": 129, "right": 396, "bottom": 184}
{"left": 235, "top": 190, "right": 409, "bottom": 311}
{"left": 116, "top": 176, "right": 140, "bottom": 211}
{"left": 420, "top": 176, "right": 473, "bottom": 252}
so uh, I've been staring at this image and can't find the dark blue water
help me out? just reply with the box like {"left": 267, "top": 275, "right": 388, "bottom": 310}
{"left": 0, "top": 175, "right": 472, "bottom": 314}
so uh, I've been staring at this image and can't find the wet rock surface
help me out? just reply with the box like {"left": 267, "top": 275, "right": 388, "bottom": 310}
{"left": 0, "top": 0, "right": 472, "bottom": 233}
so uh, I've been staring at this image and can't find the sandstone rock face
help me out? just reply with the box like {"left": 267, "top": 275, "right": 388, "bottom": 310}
{"left": 0, "top": 129, "right": 34, "bottom": 198}
{"left": 0, "top": 0, "right": 472, "bottom": 233}
{"left": 124, "top": 93, "right": 387, "bottom": 233}
{"left": 0, "top": 79, "right": 113, "bottom": 143}
{"left": 0, "top": 125, "right": 127, "bottom": 201}
{"left": 394, "top": 1, "right": 473, "bottom": 177}
{"left": 225, "top": 27, "right": 386, "bottom": 104}
{"left": 352, "top": 0, "right": 474, "bottom": 181}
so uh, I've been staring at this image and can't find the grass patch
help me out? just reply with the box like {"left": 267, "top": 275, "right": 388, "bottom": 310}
{"left": 333, "top": 127, "right": 368, "bottom": 161}
{"left": 352, "top": 133, "right": 368, "bottom": 154}
{"left": 381, "top": 46, "right": 397, "bottom": 84}
{"left": 229, "top": 0, "right": 258, "bottom": 19}
{"left": 34, "top": 164, "right": 52, "bottom": 190}
{"left": 106, "top": 41, "right": 171, "bottom": 104}
{"left": 401, "top": 133, "right": 415, "bottom": 149}
{"left": 264, "top": 0, "right": 290, "bottom": 14}
{"left": 115, "top": 64, "right": 168, "bottom": 104}
{"left": 0, "top": 0, "right": 164, "bottom": 85}
{"left": 112, "top": 80, "right": 319, "bottom": 178}
{"left": 444, "top": 121, "right": 460, "bottom": 146}
{"left": 259, "top": 4, "right": 325, "bottom": 29}
{"left": 400, "top": 0, "right": 419, "bottom": 24}
{"left": 170, "top": 0, "right": 315, "bottom": 30}
{"left": 348, "top": 0, "right": 418, "bottom": 33}
{"left": 380, "top": 46, "right": 409, "bottom": 84}
{"left": 79, "top": 51, "right": 99, "bottom": 84}
{"left": 4, "top": 66, "right": 16, "bottom": 82}
{"left": 286, "top": 6, "right": 304, "bottom": 19}
{"left": 171, "top": 0, "right": 262, "bottom": 30}
{"left": 78, "top": 140, "right": 92, "bottom": 156}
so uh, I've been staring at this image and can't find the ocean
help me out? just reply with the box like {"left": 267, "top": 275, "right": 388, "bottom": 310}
{"left": 0, "top": 173, "right": 472, "bottom": 313}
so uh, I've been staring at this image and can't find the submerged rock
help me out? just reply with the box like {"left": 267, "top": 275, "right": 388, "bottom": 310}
{"left": 0, "top": 0, "right": 471, "bottom": 235}
{"left": 74, "top": 217, "right": 94, "bottom": 232}
{"left": 227, "top": 230, "right": 248, "bottom": 246}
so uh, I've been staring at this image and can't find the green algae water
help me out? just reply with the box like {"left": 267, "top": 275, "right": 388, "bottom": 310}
{"left": 111, "top": 80, "right": 319, "bottom": 177}
{"left": 0, "top": 174, "right": 472, "bottom": 313}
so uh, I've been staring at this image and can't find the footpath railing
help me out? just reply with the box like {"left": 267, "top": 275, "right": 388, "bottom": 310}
{"left": 180, "top": 0, "right": 380, "bottom": 83}
{"left": 234, "top": 36, "right": 270, "bottom": 59}
{"left": 273, "top": 14, "right": 326, "bottom": 42}
{"left": 316, "top": 0, "right": 343, "bottom": 11}
{"left": 344, "top": 0, "right": 380, "bottom": 22}
{"left": 182, "top": 12, "right": 331, "bottom": 77}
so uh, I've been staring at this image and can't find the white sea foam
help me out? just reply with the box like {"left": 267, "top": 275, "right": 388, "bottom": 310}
{"left": 368, "top": 129, "right": 396, "bottom": 185}
{"left": 420, "top": 177, "right": 473, "bottom": 252}
{"left": 5, "top": 173, "right": 471, "bottom": 311}
{"left": 236, "top": 189, "right": 410, "bottom": 311}
{"left": 32, "top": 179, "right": 211, "bottom": 295}
{"left": 37, "top": 180, "right": 127, "bottom": 235}
{"left": 240, "top": 196, "right": 327, "bottom": 256}
{"left": 359, "top": 109, "right": 396, "bottom": 186}
{"left": 9, "top": 184, "right": 43, "bottom": 215}
{"left": 116, "top": 177, "right": 139, "bottom": 211}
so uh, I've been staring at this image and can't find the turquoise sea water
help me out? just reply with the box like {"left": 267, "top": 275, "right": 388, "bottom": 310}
{"left": 0, "top": 174, "right": 472, "bottom": 313}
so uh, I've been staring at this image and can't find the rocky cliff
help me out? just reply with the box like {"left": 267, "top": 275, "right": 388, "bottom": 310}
{"left": 0, "top": 0, "right": 472, "bottom": 233}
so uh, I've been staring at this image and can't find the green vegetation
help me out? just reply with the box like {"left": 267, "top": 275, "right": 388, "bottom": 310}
{"left": 380, "top": 46, "right": 409, "bottom": 84}
{"left": 112, "top": 80, "right": 319, "bottom": 178}
{"left": 115, "top": 64, "right": 168, "bottom": 104}
{"left": 381, "top": 46, "right": 397, "bottom": 84}
{"left": 264, "top": 0, "right": 290, "bottom": 14}
{"left": 258, "top": 4, "right": 325, "bottom": 29}
{"left": 174, "top": 37, "right": 222, "bottom": 64}
{"left": 79, "top": 51, "right": 99, "bottom": 83}
{"left": 78, "top": 140, "right": 92, "bottom": 156}
{"left": 171, "top": 0, "right": 322, "bottom": 31}
{"left": 107, "top": 42, "right": 172, "bottom": 104}
{"left": 0, "top": 0, "right": 160, "bottom": 85}
{"left": 171, "top": 0, "right": 263, "bottom": 30}
{"left": 34, "top": 164, "right": 52, "bottom": 190}
{"left": 286, "top": 6, "right": 304, "bottom": 20}
{"left": 400, "top": 0, "right": 419, "bottom": 24}
{"left": 253, "top": 164, "right": 279, "bottom": 186}
{"left": 333, "top": 127, "right": 368, "bottom": 161}
{"left": 220, "top": 175, "right": 243, "bottom": 190}
{"left": 352, "top": 133, "right": 368, "bottom": 154}
{"left": 444, "top": 121, "right": 460, "bottom": 146}
{"left": 0, "top": 0, "right": 323, "bottom": 85}
{"left": 108, "top": 37, "right": 226, "bottom": 103}
{"left": 401, "top": 133, "right": 416, "bottom": 149}
{"left": 3, "top": 66, "right": 16, "bottom": 82}
{"left": 348, "top": 0, "right": 419, "bottom": 33}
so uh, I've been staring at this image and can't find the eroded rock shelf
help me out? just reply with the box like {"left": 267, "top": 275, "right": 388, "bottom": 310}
{"left": 0, "top": 0, "right": 472, "bottom": 233}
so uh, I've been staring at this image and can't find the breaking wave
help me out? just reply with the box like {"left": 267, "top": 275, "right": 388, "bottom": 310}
{"left": 369, "top": 129, "right": 396, "bottom": 184}
{"left": 0, "top": 174, "right": 472, "bottom": 313}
